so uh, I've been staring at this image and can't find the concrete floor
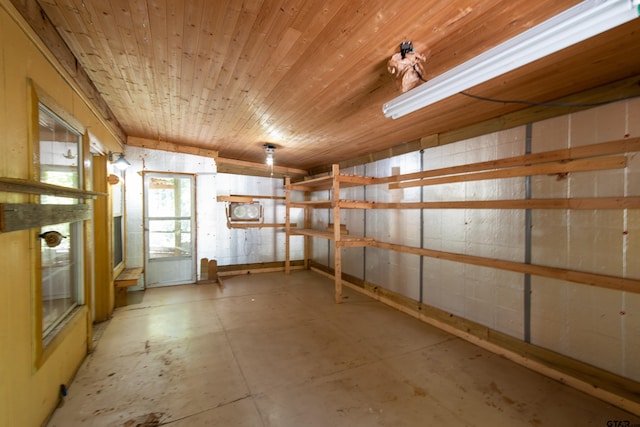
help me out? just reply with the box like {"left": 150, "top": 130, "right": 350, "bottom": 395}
{"left": 48, "top": 270, "right": 639, "bottom": 426}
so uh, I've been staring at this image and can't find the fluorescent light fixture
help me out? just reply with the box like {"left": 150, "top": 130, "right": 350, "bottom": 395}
{"left": 383, "top": 0, "right": 640, "bottom": 119}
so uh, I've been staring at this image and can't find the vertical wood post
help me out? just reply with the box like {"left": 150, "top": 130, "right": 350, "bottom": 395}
{"left": 304, "top": 190, "right": 311, "bottom": 269}
{"left": 208, "top": 259, "right": 218, "bottom": 281}
{"left": 285, "top": 177, "right": 291, "bottom": 274}
{"left": 332, "top": 164, "right": 342, "bottom": 303}
{"left": 83, "top": 133, "right": 94, "bottom": 352}
{"left": 93, "top": 155, "right": 113, "bottom": 321}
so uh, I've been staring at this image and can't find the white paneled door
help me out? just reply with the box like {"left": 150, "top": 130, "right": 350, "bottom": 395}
{"left": 144, "top": 173, "right": 196, "bottom": 287}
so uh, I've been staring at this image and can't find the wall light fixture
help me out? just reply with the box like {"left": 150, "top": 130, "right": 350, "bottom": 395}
{"left": 109, "top": 152, "right": 131, "bottom": 170}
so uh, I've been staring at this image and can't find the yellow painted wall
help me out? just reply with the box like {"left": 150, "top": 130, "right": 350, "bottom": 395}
{"left": 0, "top": 2, "right": 122, "bottom": 425}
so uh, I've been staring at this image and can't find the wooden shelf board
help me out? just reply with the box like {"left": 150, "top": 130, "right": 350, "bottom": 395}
{"left": 337, "top": 200, "right": 376, "bottom": 209}
{"left": 0, "top": 177, "right": 106, "bottom": 199}
{"left": 291, "top": 228, "right": 373, "bottom": 243}
{"left": 217, "top": 195, "right": 255, "bottom": 203}
{"left": 364, "top": 197, "right": 640, "bottom": 210}
{"left": 228, "top": 223, "right": 296, "bottom": 229}
{"left": 289, "top": 174, "right": 375, "bottom": 191}
{"left": 374, "top": 136, "right": 640, "bottom": 186}
{"left": 289, "top": 200, "right": 376, "bottom": 209}
{"left": 338, "top": 175, "right": 375, "bottom": 186}
{"left": 289, "top": 175, "right": 333, "bottom": 190}
{"left": 389, "top": 156, "right": 627, "bottom": 189}
{"left": 289, "top": 200, "right": 332, "bottom": 208}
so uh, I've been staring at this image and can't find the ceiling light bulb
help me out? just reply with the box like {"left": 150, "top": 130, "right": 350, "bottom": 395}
{"left": 264, "top": 144, "right": 276, "bottom": 166}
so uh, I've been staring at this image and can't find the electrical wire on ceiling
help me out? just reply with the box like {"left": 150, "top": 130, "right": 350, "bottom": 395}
{"left": 413, "top": 72, "right": 640, "bottom": 108}
{"left": 459, "top": 91, "right": 640, "bottom": 108}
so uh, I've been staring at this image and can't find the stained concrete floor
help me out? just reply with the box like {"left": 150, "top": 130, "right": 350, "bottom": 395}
{"left": 48, "top": 270, "right": 639, "bottom": 426}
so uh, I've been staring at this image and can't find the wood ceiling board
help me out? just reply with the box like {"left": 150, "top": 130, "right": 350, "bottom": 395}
{"left": 29, "top": 0, "right": 640, "bottom": 172}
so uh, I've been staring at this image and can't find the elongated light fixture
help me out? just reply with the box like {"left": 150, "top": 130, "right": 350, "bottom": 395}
{"left": 383, "top": 0, "right": 640, "bottom": 119}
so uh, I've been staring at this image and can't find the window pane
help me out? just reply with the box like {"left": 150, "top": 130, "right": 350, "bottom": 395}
{"left": 39, "top": 105, "right": 81, "bottom": 204}
{"left": 148, "top": 219, "right": 192, "bottom": 259}
{"left": 38, "top": 105, "right": 83, "bottom": 338}
{"left": 113, "top": 216, "right": 124, "bottom": 267}
{"left": 41, "top": 222, "right": 79, "bottom": 334}
{"left": 147, "top": 176, "right": 191, "bottom": 218}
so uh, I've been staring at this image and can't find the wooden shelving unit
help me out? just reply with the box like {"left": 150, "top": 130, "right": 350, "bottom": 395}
{"left": 282, "top": 140, "right": 640, "bottom": 412}
{"left": 285, "top": 164, "right": 374, "bottom": 303}
{"left": 285, "top": 137, "right": 640, "bottom": 303}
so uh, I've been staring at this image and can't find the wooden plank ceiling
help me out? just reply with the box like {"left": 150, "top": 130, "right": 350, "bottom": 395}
{"left": 28, "top": 0, "right": 640, "bottom": 172}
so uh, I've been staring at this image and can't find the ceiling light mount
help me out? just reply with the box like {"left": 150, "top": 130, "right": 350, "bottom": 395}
{"left": 383, "top": 0, "right": 640, "bottom": 119}
{"left": 387, "top": 40, "right": 426, "bottom": 93}
{"left": 263, "top": 143, "right": 276, "bottom": 167}
{"left": 400, "top": 41, "right": 414, "bottom": 59}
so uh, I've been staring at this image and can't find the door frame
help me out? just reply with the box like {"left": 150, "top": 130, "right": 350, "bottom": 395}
{"left": 143, "top": 171, "right": 197, "bottom": 287}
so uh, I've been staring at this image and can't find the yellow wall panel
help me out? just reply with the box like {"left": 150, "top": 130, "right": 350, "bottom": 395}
{"left": 0, "top": 2, "right": 118, "bottom": 425}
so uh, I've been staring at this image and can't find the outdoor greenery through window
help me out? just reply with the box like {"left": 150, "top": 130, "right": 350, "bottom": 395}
{"left": 38, "top": 104, "right": 84, "bottom": 338}
{"left": 147, "top": 176, "right": 193, "bottom": 259}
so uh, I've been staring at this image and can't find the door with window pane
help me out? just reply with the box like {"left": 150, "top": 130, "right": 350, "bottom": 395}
{"left": 144, "top": 173, "right": 196, "bottom": 287}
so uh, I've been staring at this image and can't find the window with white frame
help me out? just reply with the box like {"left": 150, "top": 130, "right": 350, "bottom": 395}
{"left": 38, "top": 104, "right": 84, "bottom": 338}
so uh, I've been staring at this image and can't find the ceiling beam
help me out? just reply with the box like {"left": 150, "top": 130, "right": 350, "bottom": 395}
{"left": 127, "top": 136, "right": 218, "bottom": 160}
{"left": 217, "top": 157, "right": 307, "bottom": 180}
{"left": 8, "top": 0, "right": 126, "bottom": 145}
{"left": 128, "top": 135, "right": 307, "bottom": 179}
{"left": 308, "top": 74, "right": 640, "bottom": 176}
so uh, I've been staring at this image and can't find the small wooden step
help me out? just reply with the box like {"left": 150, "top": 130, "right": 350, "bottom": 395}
{"left": 115, "top": 267, "right": 143, "bottom": 308}
{"left": 115, "top": 267, "right": 143, "bottom": 288}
